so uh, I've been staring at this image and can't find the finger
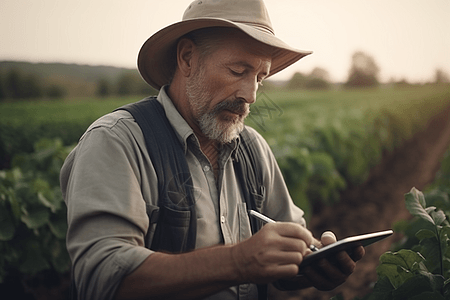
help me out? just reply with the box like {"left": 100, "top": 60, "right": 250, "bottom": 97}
{"left": 350, "top": 245, "right": 365, "bottom": 262}
{"left": 260, "top": 249, "right": 304, "bottom": 266}
{"left": 274, "top": 223, "right": 314, "bottom": 246}
{"left": 334, "top": 251, "right": 357, "bottom": 275}
{"left": 321, "top": 231, "right": 337, "bottom": 246}
{"left": 258, "top": 225, "right": 310, "bottom": 255}
{"left": 318, "top": 257, "right": 349, "bottom": 283}
{"left": 302, "top": 263, "right": 345, "bottom": 291}
{"left": 276, "top": 236, "right": 309, "bottom": 255}
{"left": 269, "top": 263, "right": 301, "bottom": 280}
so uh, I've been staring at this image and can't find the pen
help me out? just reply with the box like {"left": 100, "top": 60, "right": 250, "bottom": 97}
{"left": 248, "top": 210, "right": 319, "bottom": 252}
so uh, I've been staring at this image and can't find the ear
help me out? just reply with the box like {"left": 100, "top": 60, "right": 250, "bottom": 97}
{"left": 176, "top": 38, "right": 197, "bottom": 77}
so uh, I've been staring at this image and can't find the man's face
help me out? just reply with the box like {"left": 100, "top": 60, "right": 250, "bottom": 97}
{"left": 185, "top": 33, "right": 272, "bottom": 144}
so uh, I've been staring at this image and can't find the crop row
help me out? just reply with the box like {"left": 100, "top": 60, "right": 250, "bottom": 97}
{"left": 1, "top": 86, "right": 449, "bottom": 218}
{"left": 0, "top": 85, "right": 449, "bottom": 295}
{"left": 250, "top": 86, "right": 450, "bottom": 218}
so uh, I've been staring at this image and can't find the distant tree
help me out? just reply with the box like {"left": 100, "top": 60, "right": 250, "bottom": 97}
{"left": 395, "top": 78, "right": 411, "bottom": 87}
{"left": 310, "top": 67, "right": 330, "bottom": 81}
{"left": 0, "top": 73, "right": 5, "bottom": 101}
{"left": 5, "top": 69, "right": 24, "bottom": 98}
{"left": 3, "top": 69, "right": 45, "bottom": 99}
{"left": 46, "top": 84, "right": 66, "bottom": 99}
{"left": 434, "top": 69, "right": 450, "bottom": 84}
{"left": 286, "top": 72, "right": 308, "bottom": 89}
{"left": 136, "top": 79, "right": 158, "bottom": 96}
{"left": 117, "top": 71, "right": 138, "bottom": 95}
{"left": 96, "top": 78, "right": 111, "bottom": 97}
{"left": 116, "top": 70, "right": 158, "bottom": 96}
{"left": 305, "top": 67, "right": 331, "bottom": 89}
{"left": 345, "top": 51, "right": 380, "bottom": 88}
{"left": 287, "top": 68, "right": 331, "bottom": 90}
{"left": 22, "top": 74, "right": 43, "bottom": 98}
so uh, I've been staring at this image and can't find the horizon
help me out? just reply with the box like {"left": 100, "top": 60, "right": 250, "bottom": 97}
{"left": 0, "top": 59, "right": 445, "bottom": 85}
{"left": 1, "top": 0, "right": 449, "bottom": 84}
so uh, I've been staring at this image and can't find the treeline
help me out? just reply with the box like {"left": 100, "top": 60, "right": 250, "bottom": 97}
{"left": 0, "top": 64, "right": 157, "bottom": 101}
{"left": 1, "top": 51, "right": 449, "bottom": 101}
{"left": 265, "top": 51, "right": 450, "bottom": 91}
{"left": 0, "top": 69, "right": 66, "bottom": 100}
{"left": 95, "top": 70, "right": 157, "bottom": 98}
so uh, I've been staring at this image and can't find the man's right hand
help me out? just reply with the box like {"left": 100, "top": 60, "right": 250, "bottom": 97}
{"left": 230, "top": 222, "right": 314, "bottom": 284}
{"left": 115, "top": 222, "right": 314, "bottom": 300}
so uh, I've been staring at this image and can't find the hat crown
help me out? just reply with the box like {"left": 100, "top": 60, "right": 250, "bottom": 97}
{"left": 183, "top": 0, "right": 274, "bottom": 35}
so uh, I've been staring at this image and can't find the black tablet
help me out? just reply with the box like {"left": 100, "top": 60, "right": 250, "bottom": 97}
{"left": 298, "top": 229, "right": 394, "bottom": 271}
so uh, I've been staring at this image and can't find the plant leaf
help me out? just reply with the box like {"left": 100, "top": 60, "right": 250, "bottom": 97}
{"left": 21, "top": 207, "right": 49, "bottom": 229}
{"left": 444, "top": 278, "right": 450, "bottom": 299}
{"left": 0, "top": 207, "right": 16, "bottom": 241}
{"left": 416, "top": 229, "right": 437, "bottom": 240}
{"left": 391, "top": 272, "right": 444, "bottom": 300}
{"left": 419, "top": 237, "right": 444, "bottom": 275}
{"left": 371, "top": 276, "right": 394, "bottom": 300}
{"left": 405, "top": 188, "right": 434, "bottom": 224}
{"left": 48, "top": 218, "right": 68, "bottom": 239}
{"left": 430, "top": 210, "right": 447, "bottom": 226}
{"left": 377, "top": 250, "right": 424, "bottom": 288}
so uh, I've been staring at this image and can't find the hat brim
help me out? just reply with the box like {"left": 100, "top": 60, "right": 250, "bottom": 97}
{"left": 138, "top": 18, "right": 312, "bottom": 90}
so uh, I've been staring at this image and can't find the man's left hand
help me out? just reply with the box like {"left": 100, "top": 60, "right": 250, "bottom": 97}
{"left": 302, "top": 231, "right": 365, "bottom": 291}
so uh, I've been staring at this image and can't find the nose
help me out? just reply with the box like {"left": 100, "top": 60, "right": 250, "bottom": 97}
{"left": 236, "top": 78, "right": 258, "bottom": 104}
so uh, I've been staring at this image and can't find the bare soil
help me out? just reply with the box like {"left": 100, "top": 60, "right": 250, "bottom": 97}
{"left": 272, "top": 103, "right": 450, "bottom": 300}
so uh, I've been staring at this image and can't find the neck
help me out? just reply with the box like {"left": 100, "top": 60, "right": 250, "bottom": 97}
{"left": 201, "top": 139, "right": 220, "bottom": 178}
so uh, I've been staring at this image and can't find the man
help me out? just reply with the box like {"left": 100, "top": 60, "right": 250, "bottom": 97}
{"left": 60, "top": 0, "right": 364, "bottom": 299}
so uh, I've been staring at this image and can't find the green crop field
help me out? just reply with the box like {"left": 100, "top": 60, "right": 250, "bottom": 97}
{"left": 1, "top": 85, "right": 450, "bottom": 298}
{"left": 1, "top": 85, "right": 448, "bottom": 126}
{"left": 1, "top": 84, "right": 449, "bottom": 213}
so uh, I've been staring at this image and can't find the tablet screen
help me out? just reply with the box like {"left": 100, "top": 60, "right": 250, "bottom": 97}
{"left": 298, "top": 230, "right": 393, "bottom": 271}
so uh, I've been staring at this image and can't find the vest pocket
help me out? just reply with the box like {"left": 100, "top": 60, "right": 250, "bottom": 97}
{"left": 251, "top": 186, "right": 265, "bottom": 210}
{"left": 150, "top": 206, "right": 191, "bottom": 253}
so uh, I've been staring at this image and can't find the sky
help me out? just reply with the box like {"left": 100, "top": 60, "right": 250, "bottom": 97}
{"left": 1, "top": 0, "right": 449, "bottom": 83}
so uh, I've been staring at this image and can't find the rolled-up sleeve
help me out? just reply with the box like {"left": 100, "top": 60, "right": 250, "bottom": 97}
{"left": 61, "top": 114, "right": 155, "bottom": 300}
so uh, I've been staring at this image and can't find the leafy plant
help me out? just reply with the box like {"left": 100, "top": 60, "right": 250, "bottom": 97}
{"left": 346, "top": 187, "right": 450, "bottom": 300}
{"left": 0, "top": 138, "right": 74, "bottom": 283}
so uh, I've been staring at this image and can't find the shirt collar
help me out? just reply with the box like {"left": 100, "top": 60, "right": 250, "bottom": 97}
{"left": 156, "top": 85, "right": 241, "bottom": 155}
{"left": 156, "top": 85, "right": 193, "bottom": 153}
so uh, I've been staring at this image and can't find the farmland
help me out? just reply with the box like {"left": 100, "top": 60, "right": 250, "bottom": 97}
{"left": 1, "top": 84, "right": 450, "bottom": 299}
{"left": 1, "top": 85, "right": 449, "bottom": 218}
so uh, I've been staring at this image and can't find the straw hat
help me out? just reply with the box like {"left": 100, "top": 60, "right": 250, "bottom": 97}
{"left": 138, "top": 0, "right": 312, "bottom": 90}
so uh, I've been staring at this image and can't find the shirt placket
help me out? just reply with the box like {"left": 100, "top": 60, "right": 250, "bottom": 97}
{"left": 188, "top": 138, "right": 233, "bottom": 244}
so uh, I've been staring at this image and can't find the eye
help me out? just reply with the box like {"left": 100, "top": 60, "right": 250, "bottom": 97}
{"left": 230, "top": 68, "right": 245, "bottom": 76}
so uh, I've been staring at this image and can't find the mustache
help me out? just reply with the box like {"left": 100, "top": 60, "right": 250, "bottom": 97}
{"left": 212, "top": 98, "right": 249, "bottom": 116}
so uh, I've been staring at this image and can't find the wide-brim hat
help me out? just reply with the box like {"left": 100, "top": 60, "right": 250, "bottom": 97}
{"left": 138, "top": 0, "right": 312, "bottom": 90}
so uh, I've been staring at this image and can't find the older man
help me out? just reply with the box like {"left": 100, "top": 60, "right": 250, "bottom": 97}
{"left": 61, "top": 1, "right": 364, "bottom": 299}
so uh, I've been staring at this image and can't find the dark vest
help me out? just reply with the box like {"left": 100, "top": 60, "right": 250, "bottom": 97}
{"left": 117, "top": 96, "right": 265, "bottom": 252}
{"left": 70, "top": 97, "right": 269, "bottom": 300}
{"left": 117, "top": 97, "right": 268, "bottom": 299}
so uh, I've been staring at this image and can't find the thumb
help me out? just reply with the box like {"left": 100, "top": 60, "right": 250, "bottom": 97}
{"left": 321, "top": 231, "right": 337, "bottom": 246}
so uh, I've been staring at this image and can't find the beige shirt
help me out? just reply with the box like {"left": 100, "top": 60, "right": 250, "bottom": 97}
{"left": 61, "top": 86, "right": 305, "bottom": 300}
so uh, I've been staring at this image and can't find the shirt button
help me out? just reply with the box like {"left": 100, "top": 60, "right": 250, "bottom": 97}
{"left": 221, "top": 216, "right": 226, "bottom": 223}
{"left": 203, "top": 165, "right": 210, "bottom": 172}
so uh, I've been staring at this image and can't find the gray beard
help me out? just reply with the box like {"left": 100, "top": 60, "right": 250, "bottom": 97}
{"left": 186, "top": 68, "right": 249, "bottom": 144}
{"left": 197, "top": 100, "right": 247, "bottom": 144}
